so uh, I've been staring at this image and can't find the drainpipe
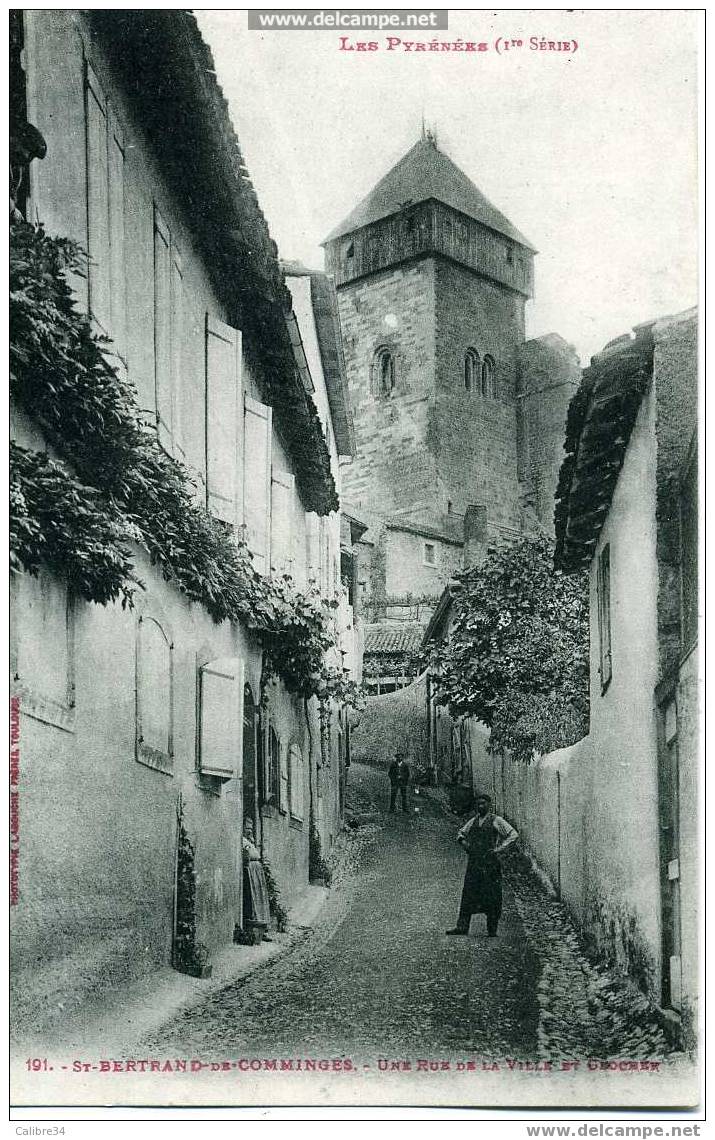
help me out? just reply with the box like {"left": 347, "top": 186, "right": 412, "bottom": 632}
{"left": 557, "top": 769, "right": 562, "bottom": 900}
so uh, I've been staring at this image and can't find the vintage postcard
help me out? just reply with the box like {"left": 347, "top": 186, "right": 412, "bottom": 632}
{"left": 9, "top": 7, "right": 700, "bottom": 1116}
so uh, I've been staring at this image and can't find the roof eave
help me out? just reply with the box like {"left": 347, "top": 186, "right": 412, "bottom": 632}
{"left": 323, "top": 197, "right": 536, "bottom": 254}
{"left": 309, "top": 272, "right": 356, "bottom": 457}
{"left": 87, "top": 11, "right": 337, "bottom": 514}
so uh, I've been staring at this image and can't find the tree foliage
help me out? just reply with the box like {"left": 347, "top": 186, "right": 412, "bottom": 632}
{"left": 430, "top": 535, "right": 589, "bottom": 762}
{"left": 9, "top": 219, "right": 362, "bottom": 707}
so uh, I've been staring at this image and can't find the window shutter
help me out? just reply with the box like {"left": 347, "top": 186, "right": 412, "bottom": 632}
{"left": 85, "top": 63, "right": 110, "bottom": 333}
{"left": 206, "top": 315, "right": 241, "bottom": 525}
{"left": 305, "top": 512, "right": 320, "bottom": 586}
{"left": 270, "top": 469, "right": 295, "bottom": 577}
{"left": 319, "top": 516, "right": 331, "bottom": 596}
{"left": 199, "top": 656, "right": 244, "bottom": 780}
{"left": 292, "top": 489, "right": 307, "bottom": 589}
{"left": 108, "top": 113, "right": 125, "bottom": 361}
{"left": 154, "top": 208, "right": 173, "bottom": 451}
{"left": 279, "top": 743, "right": 289, "bottom": 813}
{"left": 289, "top": 744, "right": 304, "bottom": 821}
{"left": 243, "top": 395, "right": 273, "bottom": 573}
{"left": 171, "top": 251, "right": 184, "bottom": 460}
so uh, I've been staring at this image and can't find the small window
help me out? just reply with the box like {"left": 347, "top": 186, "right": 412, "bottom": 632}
{"left": 345, "top": 241, "right": 354, "bottom": 259}
{"left": 424, "top": 542, "right": 436, "bottom": 567}
{"left": 372, "top": 346, "right": 395, "bottom": 397}
{"left": 482, "top": 355, "right": 496, "bottom": 399}
{"left": 464, "top": 348, "right": 480, "bottom": 392}
{"left": 597, "top": 544, "right": 612, "bottom": 692}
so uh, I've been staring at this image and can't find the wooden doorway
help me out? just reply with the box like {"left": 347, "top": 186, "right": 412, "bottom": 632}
{"left": 242, "top": 683, "right": 258, "bottom": 834}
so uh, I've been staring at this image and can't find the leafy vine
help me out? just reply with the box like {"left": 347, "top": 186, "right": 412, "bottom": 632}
{"left": 9, "top": 220, "right": 362, "bottom": 706}
{"left": 429, "top": 535, "right": 589, "bottom": 762}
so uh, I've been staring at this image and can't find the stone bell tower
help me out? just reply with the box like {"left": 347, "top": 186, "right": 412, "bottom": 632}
{"left": 323, "top": 135, "right": 578, "bottom": 688}
{"left": 323, "top": 133, "right": 537, "bottom": 545}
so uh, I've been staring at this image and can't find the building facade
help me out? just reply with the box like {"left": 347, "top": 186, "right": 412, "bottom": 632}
{"left": 10, "top": 10, "right": 357, "bottom": 1035}
{"left": 424, "top": 310, "right": 699, "bottom": 1044}
{"left": 324, "top": 134, "right": 580, "bottom": 682}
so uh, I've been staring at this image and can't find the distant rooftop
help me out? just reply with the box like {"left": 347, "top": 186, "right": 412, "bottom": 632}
{"left": 364, "top": 623, "right": 425, "bottom": 656}
{"left": 323, "top": 135, "right": 535, "bottom": 251}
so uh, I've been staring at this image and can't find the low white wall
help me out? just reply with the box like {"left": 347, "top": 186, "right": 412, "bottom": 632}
{"left": 467, "top": 725, "right": 670, "bottom": 1003}
{"left": 352, "top": 673, "right": 429, "bottom": 773}
{"left": 468, "top": 727, "right": 586, "bottom": 904}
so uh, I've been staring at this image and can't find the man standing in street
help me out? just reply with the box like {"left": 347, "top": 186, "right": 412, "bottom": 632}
{"left": 387, "top": 751, "right": 411, "bottom": 813}
{"left": 445, "top": 793, "right": 518, "bottom": 937}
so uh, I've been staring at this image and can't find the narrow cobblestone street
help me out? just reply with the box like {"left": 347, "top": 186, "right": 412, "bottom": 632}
{"left": 143, "top": 763, "right": 675, "bottom": 1069}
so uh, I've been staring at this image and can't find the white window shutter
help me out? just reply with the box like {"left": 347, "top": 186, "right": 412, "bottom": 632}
{"left": 200, "top": 656, "right": 244, "bottom": 780}
{"left": 319, "top": 516, "right": 330, "bottom": 596}
{"left": 279, "top": 744, "right": 289, "bottom": 813}
{"left": 270, "top": 469, "right": 295, "bottom": 577}
{"left": 289, "top": 744, "right": 304, "bottom": 821}
{"left": 85, "top": 62, "right": 110, "bottom": 333}
{"left": 292, "top": 488, "right": 307, "bottom": 589}
{"left": 170, "top": 251, "right": 184, "bottom": 460}
{"left": 243, "top": 395, "right": 273, "bottom": 574}
{"left": 154, "top": 207, "right": 172, "bottom": 451}
{"left": 108, "top": 112, "right": 125, "bottom": 361}
{"left": 206, "top": 315, "right": 241, "bottom": 525}
{"left": 305, "top": 512, "right": 319, "bottom": 586}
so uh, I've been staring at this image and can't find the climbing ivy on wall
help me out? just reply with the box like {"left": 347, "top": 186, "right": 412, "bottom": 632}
{"left": 172, "top": 803, "right": 211, "bottom": 978}
{"left": 429, "top": 535, "right": 589, "bottom": 762}
{"left": 9, "top": 220, "right": 361, "bottom": 706}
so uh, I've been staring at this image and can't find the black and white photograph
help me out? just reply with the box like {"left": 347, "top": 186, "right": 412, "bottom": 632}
{"left": 9, "top": 7, "right": 701, "bottom": 1117}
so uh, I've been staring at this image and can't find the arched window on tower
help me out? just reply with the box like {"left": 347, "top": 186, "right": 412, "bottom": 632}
{"left": 372, "top": 345, "right": 395, "bottom": 397}
{"left": 482, "top": 354, "right": 497, "bottom": 398}
{"left": 464, "top": 348, "right": 480, "bottom": 393}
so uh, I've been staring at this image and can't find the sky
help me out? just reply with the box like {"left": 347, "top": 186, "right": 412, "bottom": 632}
{"left": 196, "top": 9, "right": 699, "bottom": 364}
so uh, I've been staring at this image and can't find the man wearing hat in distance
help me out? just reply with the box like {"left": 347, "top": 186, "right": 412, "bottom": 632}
{"left": 446, "top": 793, "right": 518, "bottom": 937}
{"left": 387, "top": 749, "right": 411, "bottom": 813}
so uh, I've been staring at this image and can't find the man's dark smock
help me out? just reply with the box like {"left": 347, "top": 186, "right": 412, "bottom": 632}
{"left": 456, "top": 812, "right": 509, "bottom": 934}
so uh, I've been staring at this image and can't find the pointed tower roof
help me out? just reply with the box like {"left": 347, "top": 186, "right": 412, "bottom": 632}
{"left": 323, "top": 136, "right": 535, "bottom": 251}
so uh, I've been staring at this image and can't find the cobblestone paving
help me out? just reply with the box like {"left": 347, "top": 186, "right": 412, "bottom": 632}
{"left": 143, "top": 764, "right": 678, "bottom": 1065}
{"left": 508, "top": 863, "right": 673, "bottom": 1061}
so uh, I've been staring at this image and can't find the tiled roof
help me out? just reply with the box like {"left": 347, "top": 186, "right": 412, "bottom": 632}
{"left": 324, "top": 136, "right": 535, "bottom": 251}
{"left": 88, "top": 12, "right": 338, "bottom": 515}
{"left": 554, "top": 326, "right": 654, "bottom": 570}
{"left": 363, "top": 623, "right": 425, "bottom": 656}
{"left": 386, "top": 519, "right": 463, "bottom": 546}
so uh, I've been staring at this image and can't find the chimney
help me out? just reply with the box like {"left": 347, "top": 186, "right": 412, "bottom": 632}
{"left": 463, "top": 505, "right": 487, "bottom": 568}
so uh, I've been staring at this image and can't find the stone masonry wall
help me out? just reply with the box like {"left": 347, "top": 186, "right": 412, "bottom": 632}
{"left": 433, "top": 259, "right": 524, "bottom": 532}
{"left": 518, "top": 334, "right": 581, "bottom": 535}
{"left": 652, "top": 310, "right": 698, "bottom": 681}
{"left": 336, "top": 260, "right": 440, "bottom": 522}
